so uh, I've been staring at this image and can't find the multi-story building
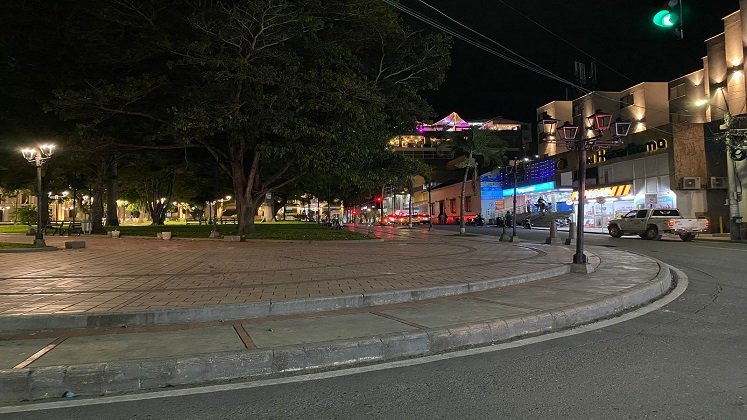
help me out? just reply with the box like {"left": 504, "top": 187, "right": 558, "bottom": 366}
{"left": 388, "top": 112, "right": 531, "bottom": 223}
{"left": 518, "top": 3, "right": 747, "bottom": 238}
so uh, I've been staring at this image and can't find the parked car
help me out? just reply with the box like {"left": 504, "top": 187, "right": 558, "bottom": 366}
{"left": 607, "top": 208, "right": 709, "bottom": 241}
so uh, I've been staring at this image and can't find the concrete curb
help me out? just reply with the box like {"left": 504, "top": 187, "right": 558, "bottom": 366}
{"left": 0, "top": 258, "right": 675, "bottom": 403}
{"left": 0, "top": 264, "right": 572, "bottom": 333}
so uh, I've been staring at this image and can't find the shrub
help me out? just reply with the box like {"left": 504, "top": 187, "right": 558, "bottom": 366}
{"left": 14, "top": 207, "right": 37, "bottom": 225}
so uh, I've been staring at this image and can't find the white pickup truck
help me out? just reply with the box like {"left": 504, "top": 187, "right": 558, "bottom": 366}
{"left": 607, "top": 208, "right": 710, "bottom": 241}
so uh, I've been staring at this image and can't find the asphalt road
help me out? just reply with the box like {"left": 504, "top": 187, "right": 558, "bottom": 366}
{"left": 4, "top": 228, "right": 746, "bottom": 419}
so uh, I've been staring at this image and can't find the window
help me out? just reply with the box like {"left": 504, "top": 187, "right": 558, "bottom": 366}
{"left": 620, "top": 93, "right": 634, "bottom": 108}
{"left": 450, "top": 198, "right": 457, "bottom": 213}
{"left": 465, "top": 196, "right": 472, "bottom": 213}
{"left": 624, "top": 210, "right": 638, "bottom": 218}
{"left": 636, "top": 210, "right": 648, "bottom": 218}
{"left": 652, "top": 209, "right": 680, "bottom": 217}
{"left": 669, "top": 83, "right": 686, "bottom": 100}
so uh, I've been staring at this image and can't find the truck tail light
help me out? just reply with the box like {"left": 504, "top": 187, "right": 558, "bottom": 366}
{"left": 668, "top": 219, "right": 675, "bottom": 229}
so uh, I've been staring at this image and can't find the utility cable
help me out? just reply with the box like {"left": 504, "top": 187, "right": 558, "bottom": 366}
{"left": 382, "top": 0, "right": 591, "bottom": 93}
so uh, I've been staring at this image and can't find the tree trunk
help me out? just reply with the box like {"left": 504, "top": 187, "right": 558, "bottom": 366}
{"left": 106, "top": 158, "right": 119, "bottom": 226}
{"left": 91, "top": 159, "right": 107, "bottom": 233}
{"left": 235, "top": 190, "right": 257, "bottom": 235}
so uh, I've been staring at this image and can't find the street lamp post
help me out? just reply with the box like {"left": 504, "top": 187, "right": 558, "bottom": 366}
{"left": 540, "top": 112, "right": 630, "bottom": 270}
{"left": 20, "top": 144, "right": 55, "bottom": 247}
{"left": 504, "top": 157, "right": 529, "bottom": 239}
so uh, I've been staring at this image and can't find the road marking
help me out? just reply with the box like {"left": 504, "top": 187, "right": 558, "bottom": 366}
{"left": 0, "top": 268, "right": 688, "bottom": 414}
{"left": 688, "top": 244, "right": 746, "bottom": 252}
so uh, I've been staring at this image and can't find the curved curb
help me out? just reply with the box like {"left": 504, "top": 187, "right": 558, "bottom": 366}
{"left": 0, "top": 263, "right": 571, "bottom": 333}
{"left": 0, "top": 257, "right": 675, "bottom": 403}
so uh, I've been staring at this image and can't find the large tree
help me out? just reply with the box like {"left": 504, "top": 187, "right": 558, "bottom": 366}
{"left": 2, "top": 1, "right": 450, "bottom": 235}
{"left": 167, "top": 0, "right": 450, "bottom": 234}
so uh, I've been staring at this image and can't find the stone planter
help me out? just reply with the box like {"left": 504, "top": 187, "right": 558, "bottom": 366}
{"left": 111, "top": 230, "right": 121, "bottom": 238}
{"left": 161, "top": 232, "right": 172, "bottom": 240}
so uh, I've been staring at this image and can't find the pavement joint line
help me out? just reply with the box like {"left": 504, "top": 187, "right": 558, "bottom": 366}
{"left": 466, "top": 296, "right": 539, "bottom": 310}
{"left": 13, "top": 336, "right": 68, "bottom": 369}
{"left": 232, "top": 323, "right": 257, "bottom": 350}
{"left": 369, "top": 311, "right": 427, "bottom": 329}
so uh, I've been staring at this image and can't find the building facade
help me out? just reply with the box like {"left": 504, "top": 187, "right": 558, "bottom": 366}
{"left": 530, "top": 2, "right": 747, "bottom": 238}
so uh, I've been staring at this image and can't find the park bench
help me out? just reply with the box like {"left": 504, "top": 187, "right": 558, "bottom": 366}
{"left": 43, "top": 221, "right": 83, "bottom": 236}
{"left": 66, "top": 221, "right": 83, "bottom": 236}
{"left": 44, "top": 222, "right": 65, "bottom": 236}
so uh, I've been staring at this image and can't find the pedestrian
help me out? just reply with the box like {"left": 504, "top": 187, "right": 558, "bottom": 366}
{"left": 505, "top": 210, "right": 513, "bottom": 227}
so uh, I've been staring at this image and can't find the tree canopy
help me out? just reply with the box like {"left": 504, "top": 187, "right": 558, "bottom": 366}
{"left": 0, "top": 0, "right": 451, "bottom": 232}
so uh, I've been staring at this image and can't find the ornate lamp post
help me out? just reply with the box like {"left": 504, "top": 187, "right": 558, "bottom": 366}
{"left": 540, "top": 112, "right": 630, "bottom": 271}
{"left": 20, "top": 144, "right": 55, "bottom": 246}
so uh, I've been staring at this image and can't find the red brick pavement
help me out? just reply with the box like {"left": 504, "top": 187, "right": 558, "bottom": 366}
{"left": 0, "top": 227, "right": 576, "bottom": 316}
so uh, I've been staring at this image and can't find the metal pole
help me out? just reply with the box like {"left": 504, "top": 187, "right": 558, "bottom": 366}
{"left": 574, "top": 143, "right": 587, "bottom": 264}
{"left": 34, "top": 156, "right": 45, "bottom": 246}
{"left": 512, "top": 161, "right": 517, "bottom": 237}
{"left": 380, "top": 185, "right": 384, "bottom": 222}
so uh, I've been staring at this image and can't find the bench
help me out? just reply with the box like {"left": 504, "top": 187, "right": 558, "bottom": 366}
{"left": 44, "top": 222, "right": 65, "bottom": 236}
{"left": 66, "top": 222, "right": 83, "bottom": 236}
{"left": 43, "top": 221, "right": 82, "bottom": 236}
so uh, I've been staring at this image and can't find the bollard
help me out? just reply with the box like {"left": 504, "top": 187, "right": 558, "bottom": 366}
{"left": 565, "top": 222, "right": 576, "bottom": 245}
{"left": 545, "top": 221, "right": 562, "bottom": 244}
{"left": 499, "top": 225, "right": 509, "bottom": 242}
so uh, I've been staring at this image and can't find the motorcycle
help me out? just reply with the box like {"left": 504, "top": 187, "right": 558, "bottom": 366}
{"left": 521, "top": 218, "right": 532, "bottom": 229}
{"left": 466, "top": 216, "right": 484, "bottom": 226}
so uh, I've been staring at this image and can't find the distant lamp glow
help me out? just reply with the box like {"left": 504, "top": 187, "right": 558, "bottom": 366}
{"left": 21, "top": 148, "right": 35, "bottom": 161}
{"left": 694, "top": 99, "right": 709, "bottom": 107}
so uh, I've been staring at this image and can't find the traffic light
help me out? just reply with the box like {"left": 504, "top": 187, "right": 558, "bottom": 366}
{"left": 653, "top": 0, "right": 683, "bottom": 39}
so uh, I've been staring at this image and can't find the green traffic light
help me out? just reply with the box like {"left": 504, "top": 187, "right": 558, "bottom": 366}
{"left": 653, "top": 10, "right": 677, "bottom": 28}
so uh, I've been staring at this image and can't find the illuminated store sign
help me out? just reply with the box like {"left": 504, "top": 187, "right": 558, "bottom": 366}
{"left": 589, "top": 138, "right": 668, "bottom": 165}
{"left": 570, "top": 184, "right": 632, "bottom": 201}
{"left": 503, "top": 181, "right": 555, "bottom": 197}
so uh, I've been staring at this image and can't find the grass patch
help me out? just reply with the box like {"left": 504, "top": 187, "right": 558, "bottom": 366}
{"left": 0, "top": 225, "right": 34, "bottom": 234}
{"left": 0, "top": 242, "right": 37, "bottom": 248}
{"left": 106, "top": 222, "right": 369, "bottom": 240}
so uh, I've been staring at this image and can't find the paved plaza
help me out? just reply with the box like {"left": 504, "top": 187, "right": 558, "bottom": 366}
{"left": 0, "top": 226, "right": 677, "bottom": 403}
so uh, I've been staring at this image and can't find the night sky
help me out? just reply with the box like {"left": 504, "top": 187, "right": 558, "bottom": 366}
{"left": 396, "top": 0, "right": 740, "bottom": 123}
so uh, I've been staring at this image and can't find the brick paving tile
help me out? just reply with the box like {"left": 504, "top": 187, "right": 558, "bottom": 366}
{"left": 0, "top": 229, "right": 577, "bottom": 316}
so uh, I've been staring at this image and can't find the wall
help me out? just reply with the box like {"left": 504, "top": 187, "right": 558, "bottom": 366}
{"left": 429, "top": 181, "right": 481, "bottom": 223}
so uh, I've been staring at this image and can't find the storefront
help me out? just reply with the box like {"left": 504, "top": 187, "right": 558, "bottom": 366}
{"left": 567, "top": 184, "right": 676, "bottom": 228}
{"left": 498, "top": 181, "right": 556, "bottom": 215}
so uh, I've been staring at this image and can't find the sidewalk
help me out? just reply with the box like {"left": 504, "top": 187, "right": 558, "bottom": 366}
{"left": 0, "top": 226, "right": 676, "bottom": 403}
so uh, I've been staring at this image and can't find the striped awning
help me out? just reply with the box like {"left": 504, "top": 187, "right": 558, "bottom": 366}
{"left": 571, "top": 184, "right": 632, "bottom": 201}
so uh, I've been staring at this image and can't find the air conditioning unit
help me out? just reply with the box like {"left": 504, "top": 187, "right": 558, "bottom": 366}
{"left": 681, "top": 176, "right": 701, "bottom": 190}
{"left": 709, "top": 176, "right": 728, "bottom": 189}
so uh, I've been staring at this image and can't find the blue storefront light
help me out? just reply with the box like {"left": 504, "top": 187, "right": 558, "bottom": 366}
{"left": 502, "top": 181, "right": 556, "bottom": 197}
